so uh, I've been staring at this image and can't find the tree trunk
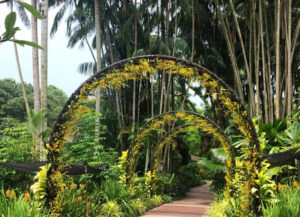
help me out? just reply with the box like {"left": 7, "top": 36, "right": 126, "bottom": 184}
{"left": 137, "top": 79, "right": 142, "bottom": 122}
{"left": 144, "top": 143, "right": 150, "bottom": 173}
{"left": 132, "top": 0, "right": 137, "bottom": 125}
{"left": 157, "top": 0, "right": 160, "bottom": 41}
{"left": 286, "top": 0, "right": 292, "bottom": 116}
{"left": 13, "top": 42, "right": 31, "bottom": 122}
{"left": 215, "top": 0, "right": 244, "bottom": 103}
{"left": 291, "top": 17, "right": 300, "bottom": 61}
{"left": 249, "top": 7, "right": 254, "bottom": 115}
{"left": 165, "top": 0, "right": 169, "bottom": 44}
{"left": 40, "top": 0, "right": 48, "bottom": 157}
{"left": 134, "top": 0, "right": 137, "bottom": 54}
{"left": 275, "top": 0, "right": 281, "bottom": 119}
{"left": 253, "top": 1, "right": 261, "bottom": 117}
{"left": 151, "top": 74, "right": 154, "bottom": 117}
{"left": 164, "top": 0, "right": 178, "bottom": 113}
{"left": 31, "top": 0, "right": 40, "bottom": 114}
{"left": 160, "top": 0, "right": 166, "bottom": 42}
{"left": 191, "top": 0, "right": 195, "bottom": 61}
{"left": 85, "top": 37, "right": 97, "bottom": 63}
{"left": 10, "top": 4, "right": 31, "bottom": 123}
{"left": 259, "top": 0, "right": 269, "bottom": 123}
{"left": 94, "top": 0, "right": 101, "bottom": 73}
{"left": 229, "top": 0, "right": 255, "bottom": 116}
{"left": 159, "top": 72, "right": 165, "bottom": 114}
{"left": 264, "top": 4, "right": 274, "bottom": 123}
{"left": 94, "top": 0, "right": 102, "bottom": 141}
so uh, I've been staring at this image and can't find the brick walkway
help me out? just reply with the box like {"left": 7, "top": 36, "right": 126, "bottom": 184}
{"left": 141, "top": 181, "right": 214, "bottom": 217}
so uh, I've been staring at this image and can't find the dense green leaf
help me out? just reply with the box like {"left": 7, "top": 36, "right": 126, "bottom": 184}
{"left": 4, "top": 12, "right": 16, "bottom": 32}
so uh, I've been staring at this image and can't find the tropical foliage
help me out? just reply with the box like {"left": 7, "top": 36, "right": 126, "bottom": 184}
{"left": 0, "top": 0, "right": 299, "bottom": 216}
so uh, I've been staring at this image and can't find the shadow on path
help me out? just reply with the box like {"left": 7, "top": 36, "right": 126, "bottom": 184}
{"left": 141, "top": 181, "right": 214, "bottom": 217}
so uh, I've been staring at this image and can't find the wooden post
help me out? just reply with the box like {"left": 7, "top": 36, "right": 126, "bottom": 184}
{"left": 84, "top": 162, "right": 88, "bottom": 217}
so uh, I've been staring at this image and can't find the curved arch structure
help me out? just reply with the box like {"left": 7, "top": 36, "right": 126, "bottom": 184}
{"left": 126, "top": 111, "right": 235, "bottom": 173}
{"left": 46, "top": 55, "right": 261, "bottom": 214}
{"left": 125, "top": 110, "right": 237, "bottom": 196}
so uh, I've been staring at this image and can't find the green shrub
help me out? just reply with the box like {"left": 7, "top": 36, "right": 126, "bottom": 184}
{"left": 198, "top": 148, "right": 227, "bottom": 192}
{"left": 208, "top": 197, "right": 253, "bottom": 217}
{"left": 99, "top": 180, "right": 130, "bottom": 203}
{"left": 128, "top": 198, "right": 147, "bottom": 215}
{"left": 208, "top": 198, "right": 231, "bottom": 217}
{"left": 60, "top": 183, "right": 101, "bottom": 217}
{"left": 262, "top": 186, "right": 300, "bottom": 217}
{"left": 98, "top": 180, "right": 137, "bottom": 217}
{"left": 163, "top": 162, "right": 203, "bottom": 197}
{"left": 149, "top": 195, "right": 163, "bottom": 207}
{"left": 161, "top": 194, "right": 173, "bottom": 203}
{"left": 0, "top": 127, "right": 36, "bottom": 191}
{"left": 101, "top": 201, "right": 124, "bottom": 217}
{"left": 0, "top": 189, "right": 47, "bottom": 217}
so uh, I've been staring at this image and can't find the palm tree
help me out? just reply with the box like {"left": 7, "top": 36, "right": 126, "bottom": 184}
{"left": 40, "top": 0, "right": 48, "bottom": 157}
{"left": 94, "top": 0, "right": 102, "bottom": 142}
{"left": 31, "top": 0, "right": 40, "bottom": 114}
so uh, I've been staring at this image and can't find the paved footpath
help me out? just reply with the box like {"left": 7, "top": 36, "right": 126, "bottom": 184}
{"left": 141, "top": 181, "right": 214, "bottom": 217}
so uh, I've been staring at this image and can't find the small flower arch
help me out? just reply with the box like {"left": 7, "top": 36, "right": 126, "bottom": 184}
{"left": 46, "top": 55, "right": 260, "bottom": 215}
{"left": 125, "top": 110, "right": 236, "bottom": 196}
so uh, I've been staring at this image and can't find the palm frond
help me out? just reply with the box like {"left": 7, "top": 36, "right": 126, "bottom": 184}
{"left": 50, "top": 1, "right": 71, "bottom": 37}
{"left": 77, "top": 62, "right": 95, "bottom": 75}
{"left": 207, "top": 148, "right": 228, "bottom": 164}
{"left": 16, "top": 3, "right": 30, "bottom": 28}
{"left": 197, "top": 158, "right": 225, "bottom": 172}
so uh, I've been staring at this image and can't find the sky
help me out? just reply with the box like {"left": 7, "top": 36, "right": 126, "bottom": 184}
{"left": 0, "top": 3, "right": 92, "bottom": 96}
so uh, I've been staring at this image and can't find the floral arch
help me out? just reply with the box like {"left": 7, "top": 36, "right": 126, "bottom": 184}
{"left": 46, "top": 55, "right": 261, "bottom": 215}
{"left": 125, "top": 110, "right": 237, "bottom": 196}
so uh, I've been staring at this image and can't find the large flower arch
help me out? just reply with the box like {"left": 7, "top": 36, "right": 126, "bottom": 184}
{"left": 46, "top": 55, "right": 261, "bottom": 215}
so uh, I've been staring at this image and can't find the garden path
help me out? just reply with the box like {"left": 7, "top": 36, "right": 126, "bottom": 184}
{"left": 141, "top": 181, "right": 214, "bottom": 217}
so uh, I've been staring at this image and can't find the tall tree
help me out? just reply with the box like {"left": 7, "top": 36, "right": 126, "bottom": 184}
{"left": 94, "top": 0, "right": 102, "bottom": 141}
{"left": 191, "top": 0, "right": 195, "bottom": 62}
{"left": 132, "top": 0, "right": 137, "bottom": 125}
{"left": 215, "top": 0, "right": 245, "bottom": 104}
{"left": 229, "top": 0, "right": 255, "bottom": 116}
{"left": 40, "top": 0, "right": 48, "bottom": 156}
{"left": 275, "top": 0, "right": 281, "bottom": 119}
{"left": 10, "top": 2, "right": 31, "bottom": 124}
{"left": 286, "top": 0, "right": 292, "bottom": 116}
{"left": 31, "top": 0, "right": 40, "bottom": 114}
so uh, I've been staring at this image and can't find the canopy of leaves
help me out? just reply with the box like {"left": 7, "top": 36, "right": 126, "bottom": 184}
{"left": 0, "top": 79, "right": 67, "bottom": 130}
